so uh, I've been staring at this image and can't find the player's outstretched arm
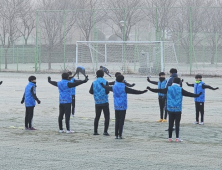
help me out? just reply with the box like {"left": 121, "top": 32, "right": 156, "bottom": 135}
{"left": 147, "top": 77, "right": 158, "bottom": 85}
{"left": 186, "top": 82, "right": 194, "bottom": 87}
{"left": 68, "top": 75, "right": 89, "bottom": 88}
{"left": 0, "top": 81, "right": 3, "bottom": 85}
{"left": 21, "top": 93, "right": 25, "bottom": 104}
{"left": 125, "top": 87, "right": 147, "bottom": 94}
{"left": 108, "top": 81, "right": 115, "bottom": 85}
{"left": 202, "top": 84, "right": 219, "bottom": 90}
{"left": 182, "top": 89, "right": 201, "bottom": 97}
{"left": 147, "top": 86, "right": 167, "bottom": 94}
{"left": 89, "top": 83, "right": 93, "bottom": 94}
{"left": 48, "top": 77, "right": 58, "bottom": 87}
{"left": 100, "top": 83, "right": 113, "bottom": 92}
{"left": 124, "top": 80, "right": 135, "bottom": 87}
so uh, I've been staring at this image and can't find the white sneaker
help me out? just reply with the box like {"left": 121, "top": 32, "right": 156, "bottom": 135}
{"left": 59, "top": 130, "right": 65, "bottom": 133}
{"left": 193, "top": 121, "right": 199, "bottom": 124}
{"left": 175, "top": 138, "right": 183, "bottom": 142}
{"left": 199, "top": 122, "right": 204, "bottom": 125}
{"left": 66, "top": 130, "right": 74, "bottom": 134}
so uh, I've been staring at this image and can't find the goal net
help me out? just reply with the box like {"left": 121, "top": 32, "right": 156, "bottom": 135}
{"left": 76, "top": 41, "right": 178, "bottom": 75}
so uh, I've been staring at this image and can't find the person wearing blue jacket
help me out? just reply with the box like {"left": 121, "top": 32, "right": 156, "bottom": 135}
{"left": 147, "top": 72, "right": 167, "bottom": 122}
{"left": 101, "top": 75, "right": 147, "bottom": 139}
{"left": 67, "top": 71, "right": 83, "bottom": 117}
{"left": 89, "top": 70, "right": 110, "bottom": 136}
{"left": 108, "top": 72, "right": 135, "bottom": 87}
{"left": 73, "top": 66, "right": 86, "bottom": 79}
{"left": 147, "top": 78, "right": 201, "bottom": 142}
{"left": 186, "top": 74, "right": 219, "bottom": 125}
{"left": 48, "top": 73, "right": 88, "bottom": 133}
{"left": 21, "top": 76, "right": 41, "bottom": 130}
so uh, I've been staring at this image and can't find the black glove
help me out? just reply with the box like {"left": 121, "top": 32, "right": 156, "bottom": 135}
{"left": 131, "top": 83, "right": 135, "bottom": 87}
{"left": 0, "top": 81, "right": 2, "bottom": 85}
{"left": 37, "top": 100, "right": 41, "bottom": 104}
{"left": 21, "top": 100, "right": 24, "bottom": 104}
{"left": 84, "top": 75, "right": 89, "bottom": 82}
{"left": 214, "top": 87, "right": 219, "bottom": 90}
{"left": 198, "top": 92, "right": 202, "bottom": 96}
{"left": 186, "top": 82, "right": 189, "bottom": 85}
{"left": 143, "top": 90, "right": 148, "bottom": 93}
{"left": 48, "top": 76, "right": 51, "bottom": 82}
{"left": 147, "top": 86, "right": 151, "bottom": 90}
{"left": 181, "top": 79, "right": 184, "bottom": 82}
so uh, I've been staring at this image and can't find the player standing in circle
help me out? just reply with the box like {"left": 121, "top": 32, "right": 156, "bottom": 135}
{"left": 100, "top": 66, "right": 112, "bottom": 77}
{"left": 48, "top": 73, "right": 88, "bottom": 133}
{"left": 101, "top": 75, "right": 148, "bottom": 139}
{"left": 147, "top": 78, "right": 202, "bottom": 142}
{"left": 108, "top": 72, "right": 135, "bottom": 87}
{"left": 186, "top": 74, "right": 219, "bottom": 125}
{"left": 21, "top": 76, "right": 41, "bottom": 130}
{"left": 73, "top": 66, "right": 87, "bottom": 79}
{"left": 147, "top": 72, "right": 167, "bottom": 122}
{"left": 89, "top": 70, "right": 110, "bottom": 136}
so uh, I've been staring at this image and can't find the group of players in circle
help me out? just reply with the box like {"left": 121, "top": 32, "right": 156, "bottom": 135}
{"left": 1, "top": 66, "right": 219, "bottom": 142}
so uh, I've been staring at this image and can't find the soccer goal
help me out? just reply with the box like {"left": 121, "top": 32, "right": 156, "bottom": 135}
{"left": 75, "top": 41, "right": 178, "bottom": 75}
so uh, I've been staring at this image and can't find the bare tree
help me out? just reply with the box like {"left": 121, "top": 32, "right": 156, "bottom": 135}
{"left": 76, "top": 0, "right": 107, "bottom": 41}
{"left": 37, "top": 0, "right": 77, "bottom": 69}
{"left": 145, "top": 0, "right": 177, "bottom": 41}
{"left": 17, "top": 0, "right": 36, "bottom": 45}
{"left": 105, "top": 0, "right": 145, "bottom": 41}
{"left": 170, "top": 0, "right": 209, "bottom": 64}
{"left": 0, "top": 0, "right": 25, "bottom": 69}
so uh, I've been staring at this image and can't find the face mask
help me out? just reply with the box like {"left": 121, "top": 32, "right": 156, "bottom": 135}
{"left": 32, "top": 82, "right": 36, "bottom": 84}
{"left": 195, "top": 80, "right": 201, "bottom": 84}
{"left": 159, "top": 77, "right": 165, "bottom": 82}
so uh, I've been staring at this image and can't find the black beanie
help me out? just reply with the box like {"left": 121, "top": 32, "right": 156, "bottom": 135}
{"left": 28, "top": 76, "right": 36, "bottom": 82}
{"left": 62, "top": 73, "right": 69, "bottom": 80}
{"left": 170, "top": 68, "right": 177, "bottom": 74}
{"left": 115, "top": 72, "right": 121, "bottom": 77}
{"left": 159, "top": 72, "right": 165, "bottom": 76}
{"left": 195, "top": 74, "right": 202, "bottom": 79}
{"left": 67, "top": 71, "right": 72, "bottom": 76}
{"left": 173, "top": 77, "right": 181, "bottom": 84}
{"left": 96, "top": 70, "right": 104, "bottom": 78}
{"left": 116, "top": 75, "right": 124, "bottom": 82}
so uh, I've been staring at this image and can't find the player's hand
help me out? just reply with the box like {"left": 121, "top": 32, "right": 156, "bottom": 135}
{"left": 214, "top": 87, "right": 219, "bottom": 90}
{"left": 48, "top": 76, "right": 51, "bottom": 82}
{"left": 147, "top": 86, "right": 151, "bottom": 90}
{"left": 198, "top": 92, "right": 202, "bottom": 96}
{"left": 131, "top": 83, "right": 135, "bottom": 87}
{"left": 181, "top": 79, "right": 184, "bottom": 82}
{"left": 21, "top": 100, "right": 24, "bottom": 104}
{"left": 37, "top": 100, "right": 41, "bottom": 104}
{"left": 84, "top": 75, "right": 89, "bottom": 82}
{"left": 147, "top": 77, "right": 150, "bottom": 82}
{"left": 186, "top": 82, "right": 189, "bottom": 85}
{"left": 0, "top": 81, "right": 2, "bottom": 85}
{"left": 143, "top": 90, "right": 148, "bottom": 93}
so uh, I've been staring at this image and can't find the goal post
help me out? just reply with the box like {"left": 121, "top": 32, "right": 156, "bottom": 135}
{"left": 76, "top": 41, "right": 178, "bottom": 75}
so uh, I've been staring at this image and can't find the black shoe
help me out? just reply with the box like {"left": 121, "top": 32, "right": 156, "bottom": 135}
{"left": 119, "top": 136, "right": 124, "bottom": 139}
{"left": 115, "top": 136, "right": 118, "bottom": 139}
{"left": 103, "top": 132, "right": 110, "bottom": 136}
{"left": 93, "top": 132, "right": 100, "bottom": 135}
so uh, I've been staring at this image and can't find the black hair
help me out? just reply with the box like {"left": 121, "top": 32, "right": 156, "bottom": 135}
{"left": 173, "top": 77, "right": 181, "bottom": 84}
{"left": 28, "top": 76, "right": 36, "bottom": 82}
{"left": 115, "top": 72, "right": 121, "bottom": 77}
{"left": 159, "top": 72, "right": 165, "bottom": 76}
{"left": 116, "top": 75, "right": 124, "bottom": 82}
{"left": 195, "top": 74, "right": 202, "bottom": 79}
{"left": 96, "top": 70, "right": 104, "bottom": 78}
{"left": 67, "top": 71, "right": 72, "bottom": 76}
{"left": 62, "top": 73, "right": 69, "bottom": 80}
{"left": 100, "top": 66, "right": 103, "bottom": 68}
{"left": 170, "top": 68, "right": 177, "bottom": 74}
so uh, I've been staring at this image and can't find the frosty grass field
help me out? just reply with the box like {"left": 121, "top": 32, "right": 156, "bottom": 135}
{"left": 0, "top": 72, "right": 222, "bottom": 170}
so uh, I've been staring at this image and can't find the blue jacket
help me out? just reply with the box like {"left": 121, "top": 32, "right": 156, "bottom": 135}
{"left": 167, "top": 84, "right": 183, "bottom": 112}
{"left": 113, "top": 82, "right": 127, "bottom": 110}
{"left": 165, "top": 73, "right": 178, "bottom": 88}
{"left": 69, "top": 78, "right": 76, "bottom": 95}
{"left": 57, "top": 79, "right": 72, "bottom": 104}
{"left": 93, "top": 77, "right": 108, "bottom": 104}
{"left": 194, "top": 81, "right": 205, "bottom": 102}
{"left": 158, "top": 80, "right": 167, "bottom": 97}
{"left": 25, "top": 82, "right": 36, "bottom": 107}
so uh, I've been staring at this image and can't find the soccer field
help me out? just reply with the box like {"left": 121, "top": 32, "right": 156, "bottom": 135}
{"left": 0, "top": 72, "right": 222, "bottom": 170}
